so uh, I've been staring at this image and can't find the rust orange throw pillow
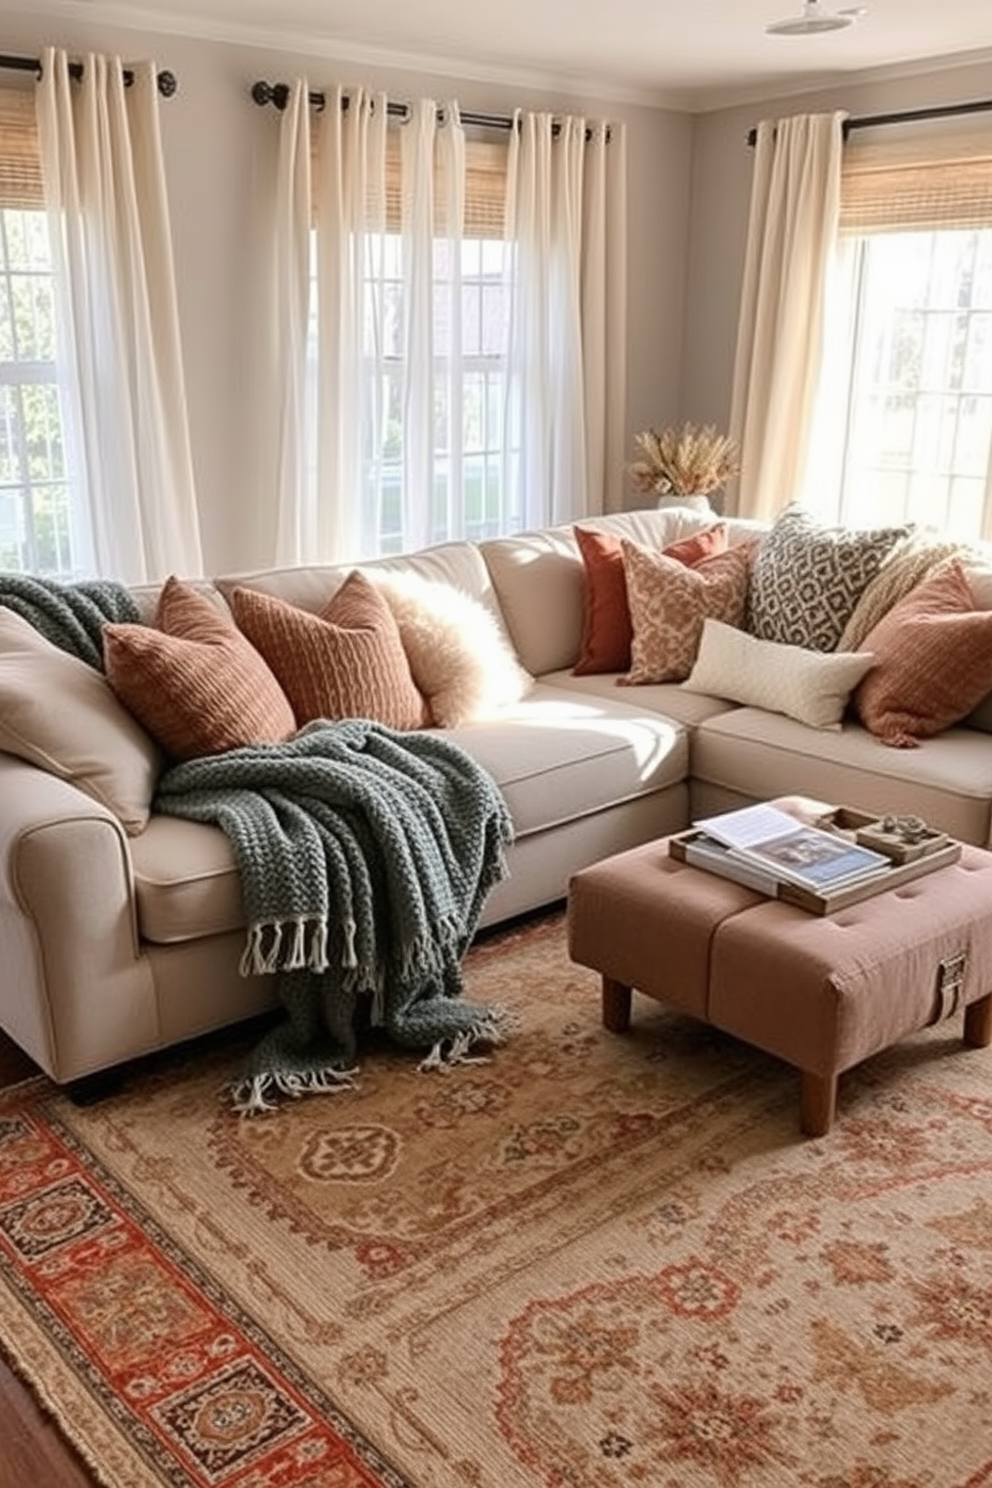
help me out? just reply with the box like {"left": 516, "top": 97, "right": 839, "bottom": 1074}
{"left": 853, "top": 561, "right": 992, "bottom": 747}
{"left": 230, "top": 571, "right": 429, "bottom": 732}
{"left": 104, "top": 577, "right": 296, "bottom": 761}
{"left": 573, "top": 522, "right": 728, "bottom": 674}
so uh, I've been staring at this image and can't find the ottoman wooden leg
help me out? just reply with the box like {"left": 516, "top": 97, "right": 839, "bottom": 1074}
{"left": 964, "top": 992, "right": 992, "bottom": 1048}
{"left": 602, "top": 976, "right": 632, "bottom": 1033}
{"left": 800, "top": 1070, "right": 837, "bottom": 1137}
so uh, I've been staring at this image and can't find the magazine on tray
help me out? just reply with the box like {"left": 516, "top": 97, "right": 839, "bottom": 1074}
{"left": 693, "top": 803, "right": 892, "bottom": 893}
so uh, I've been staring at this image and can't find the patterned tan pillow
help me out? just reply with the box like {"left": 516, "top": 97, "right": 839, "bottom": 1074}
{"left": 231, "top": 571, "right": 429, "bottom": 731}
{"left": 853, "top": 561, "right": 992, "bottom": 747}
{"left": 620, "top": 539, "right": 756, "bottom": 685}
{"left": 104, "top": 576, "right": 296, "bottom": 761}
{"left": 572, "top": 521, "right": 728, "bottom": 675}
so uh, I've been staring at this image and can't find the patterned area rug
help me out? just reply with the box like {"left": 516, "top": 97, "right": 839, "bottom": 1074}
{"left": 2, "top": 909, "right": 992, "bottom": 1488}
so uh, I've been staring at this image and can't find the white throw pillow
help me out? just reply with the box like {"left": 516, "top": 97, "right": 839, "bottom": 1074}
{"left": 371, "top": 571, "right": 533, "bottom": 727}
{"left": 683, "top": 618, "right": 876, "bottom": 730}
{"left": 0, "top": 607, "right": 162, "bottom": 832}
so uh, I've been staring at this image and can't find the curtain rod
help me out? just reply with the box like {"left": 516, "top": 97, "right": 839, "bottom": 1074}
{"left": 0, "top": 51, "right": 177, "bottom": 96}
{"left": 250, "top": 79, "right": 611, "bottom": 140}
{"left": 251, "top": 79, "right": 515, "bottom": 132}
{"left": 746, "top": 95, "right": 992, "bottom": 147}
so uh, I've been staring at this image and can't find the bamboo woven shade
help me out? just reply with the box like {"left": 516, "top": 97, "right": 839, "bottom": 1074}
{"left": 312, "top": 128, "right": 508, "bottom": 237}
{"left": 841, "top": 129, "right": 992, "bottom": 233}
{"left": 0, "top": 87, "right": 42, "bottom": 209}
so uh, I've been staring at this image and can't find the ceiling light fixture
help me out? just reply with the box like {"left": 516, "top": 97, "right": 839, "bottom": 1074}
{"left": 766, "top": 0, "right": 863, "bottom": 35}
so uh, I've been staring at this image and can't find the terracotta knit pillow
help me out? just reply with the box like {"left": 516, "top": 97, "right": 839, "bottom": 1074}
{"left": 230, "top": 571, "right": 429, "bottom": 731}
{"left": 573, "top": 522, "right": 728, "bottom": 674}
{"left": 620, "top": 537, "right": 755, "bottom": 685}
{"left": 853, "top": 561, "right": 992, "bottom": 747}
{"left": 104, "top": 576, "right": 296, "bottom": 761}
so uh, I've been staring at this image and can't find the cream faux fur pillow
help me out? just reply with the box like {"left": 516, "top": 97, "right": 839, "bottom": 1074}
{"left": 370, "top": 571, "right": 533, "bottom": 727}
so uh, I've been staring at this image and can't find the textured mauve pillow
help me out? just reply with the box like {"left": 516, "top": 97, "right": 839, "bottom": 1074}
{"left": 0, "top": 607, "right": 162, "bottom": 833}
{"left": 104, "top": 576, "right": 296, "bottom": 760}
{"left": 748, "top": 505, "right": 910, "bottom": 651}
{"left": 620, "top": 538, "right": 755, "bottom": 685}
{"left": 853, "top": 562, "right": 992, "bottom": 747}
{"left": 573, "top": 522, "right": 728, "bottom": 675}
{"left": 231, "top": 571, "right": 429, "bottom": 731}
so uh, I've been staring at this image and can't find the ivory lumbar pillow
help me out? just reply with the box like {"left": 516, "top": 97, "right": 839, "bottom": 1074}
{"left": 683, "top": 619, "right": 876, "bottom": 730}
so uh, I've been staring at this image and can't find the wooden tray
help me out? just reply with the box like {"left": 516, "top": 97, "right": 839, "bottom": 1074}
{"left": 813, "top": 805, "right": 950, "bottom": 864}
{"left": 669, "top": 828, "right": 962, "bottom": 915}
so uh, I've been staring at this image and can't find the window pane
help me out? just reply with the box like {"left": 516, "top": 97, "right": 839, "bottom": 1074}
{"left": 835, "top": 227, "right": 992, "bottom": 540}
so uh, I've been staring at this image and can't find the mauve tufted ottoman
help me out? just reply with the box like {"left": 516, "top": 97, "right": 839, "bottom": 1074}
{"left": 567, "top": 814, "right": 992, "bottom": 1136}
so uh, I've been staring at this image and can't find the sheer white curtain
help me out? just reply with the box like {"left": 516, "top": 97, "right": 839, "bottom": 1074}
{"left": 728, "top": 111, "right": 845, "bottom": 522}
{"left": 504, "top": 112, "right": 626, "bottom": 525}
{"left": 36, "top": 47, "right": 202, "bottom": 582}
{"left": 268, "top": 87, "right": 625, "bottom": 562}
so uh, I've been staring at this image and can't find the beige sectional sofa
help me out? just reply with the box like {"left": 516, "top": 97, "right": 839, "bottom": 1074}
{"left": 3, "top": 503, "right": 992, "bottom": 1086}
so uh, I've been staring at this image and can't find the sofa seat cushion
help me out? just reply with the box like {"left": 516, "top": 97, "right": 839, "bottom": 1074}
{"left": 539, "top": 667, "right": 740, "bottom": 730}
{"left": 693, "top": 706, "right": 992, "bottom": 847}
{"left": 130, "top": 685, "right": 688, "bottom": 946}
{"left": 443, "top": 683, "right": 687, "bottom": 839}
{"left": 130, "top": 815, "right": 244, "bottom": 944}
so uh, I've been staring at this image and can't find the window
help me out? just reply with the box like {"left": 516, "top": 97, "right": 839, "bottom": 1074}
{"left": 0, "top": 206, "right": 74, "bottom": 575}
{"left": 306, "top": 129, "right": 519, "bottom": 557}
{"left": 355, "top": 232, "right": 515, "bottom": 555}
{"left": 0, "top": 86, "right": 77, "bottom": 578}
{"left": 807, "top": 129, "right": 992, "bottom": 542}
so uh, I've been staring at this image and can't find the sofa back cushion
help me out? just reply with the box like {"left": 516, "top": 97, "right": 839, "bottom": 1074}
{"left": 480, "top": 507, "right": 764, "bottom": 677}
{"left": 215, "top": 540, "right": 505, "bottom": 625}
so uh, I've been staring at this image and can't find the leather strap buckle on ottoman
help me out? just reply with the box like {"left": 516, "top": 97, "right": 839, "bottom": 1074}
{"left": 934, "top": 952, "right": 968, "bottom": 1023}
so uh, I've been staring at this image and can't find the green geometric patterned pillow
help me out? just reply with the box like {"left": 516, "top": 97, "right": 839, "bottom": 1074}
{"left": 747, "top": 506, "right": 910, "bottom": 652}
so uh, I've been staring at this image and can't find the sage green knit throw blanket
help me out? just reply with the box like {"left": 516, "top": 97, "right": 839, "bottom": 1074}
{"left": 154, "top": 719, "right": 514, "bottom": 1113}
{"left": 0, "top": 573, "right": 140, "bottom": 668}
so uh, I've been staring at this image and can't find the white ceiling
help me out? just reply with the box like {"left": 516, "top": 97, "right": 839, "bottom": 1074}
{"left": 11, "top": 0, "right": 992, "bottom": 111}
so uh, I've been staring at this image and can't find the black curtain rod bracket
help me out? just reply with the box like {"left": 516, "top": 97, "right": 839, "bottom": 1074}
{"left": 746, "top": 95, "right": 992, "bottom": 147}
{"left": 0, "top": 51, "right": 176, "bottom": 95}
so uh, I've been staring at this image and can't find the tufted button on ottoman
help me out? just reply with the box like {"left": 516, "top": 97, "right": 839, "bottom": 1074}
{"left": 567, "top": 824, "right": 992, "bottom": 1136}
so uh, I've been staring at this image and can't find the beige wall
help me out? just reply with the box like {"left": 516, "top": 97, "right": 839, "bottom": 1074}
{"left": 0, "top": 12, "right": 694, "bottom": 572}
{"left": 681, "top": 54, "right": 992, "bottom": 439}
{"left": 3, "top": 10, "right": 989, "bottom": 572}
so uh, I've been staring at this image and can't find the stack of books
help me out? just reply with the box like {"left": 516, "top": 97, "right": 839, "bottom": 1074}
{"left": 681, "top": 803, "right": 893, "bottom": 899}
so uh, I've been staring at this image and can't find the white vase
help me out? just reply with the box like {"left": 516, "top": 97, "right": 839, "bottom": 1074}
{"left": 655, "top": 494, "right": 714, "bottom": 514}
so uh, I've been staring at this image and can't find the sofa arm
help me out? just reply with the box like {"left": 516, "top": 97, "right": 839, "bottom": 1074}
{"left": 0, "top": 754, "right": 157, "bottom": 1082}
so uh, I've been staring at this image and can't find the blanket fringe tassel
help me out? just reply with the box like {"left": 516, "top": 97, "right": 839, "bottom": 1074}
{"left": 230, "top": 1065, "right": 358, "bottom": 1117}
{"left": 239, "top": 916, "right": 335, "bottom": 977}
{"left": 417, "top": 1005, "right": 520, "bottom": 1074}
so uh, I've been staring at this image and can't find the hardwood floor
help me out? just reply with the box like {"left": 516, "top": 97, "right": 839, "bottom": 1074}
{"left": 0, "top": 1032, "right": 101, "bottom": 1488}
